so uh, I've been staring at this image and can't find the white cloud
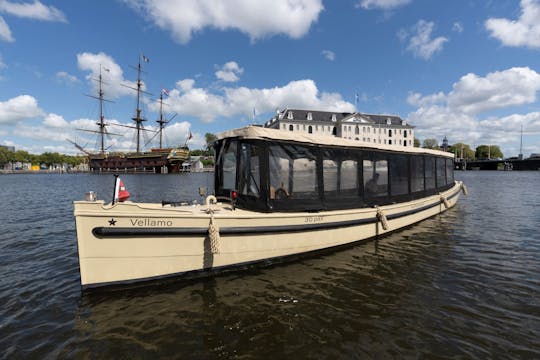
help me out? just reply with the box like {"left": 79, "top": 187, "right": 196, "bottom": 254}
{"left": 447, "top": 67, "right": 540, "bottom": 114}
{"left": 123, "top": 0, "right": 323, "bottom": 43}
{"left": 321, "top": 49, "right": 335, "bottom": 61}
{"left": 215, "top": 61, "right": 243, "bottom": 82}
{"left": 0, "top": 15, "right": 14, "bottom": 42}
{"left": 399, "top": 20, "right": 448, "bottom": 60}
{"left": 0, "top": 95, "right": 44, "bottom": 125}
{"left": 452, "top": 22, "right": 463, "bottom": 33}
{"left": 485, "top": 0, "right": 540, "bottom": 49}
{"left": 407, "top": 67, "right": 540, "bottom": 155}
{"left": 43, "top": 113, "right": 69, "bottom": 128}
{"left": 162, "top": 121, "right": 204, "bottom": 148}
{"left": 0, "top": 0, "right": 67, "bottom": 22}
{"left": 56, "top": 71, "right": 80, "bottom": 85}
{"left": 77, "top": 52, "right": 140, "bottom": 99}
{"left": 356, "top": 0, "right": 411, "bottom": 10}
{"left": 151, "top": 78, "right": 355, "bottom": 123}
{"left": 0, "top": 53, "right": 6, "bottom": 68}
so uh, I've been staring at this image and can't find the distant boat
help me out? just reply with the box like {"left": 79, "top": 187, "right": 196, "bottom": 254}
{"left": 74, "top": 125, "right": 467, "bottom": 289}
{"left": 69, "top": 56, "right": 189, "bottom": 173}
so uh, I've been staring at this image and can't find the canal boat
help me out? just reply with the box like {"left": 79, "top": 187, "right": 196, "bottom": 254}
{"left": 73, "top": 126, "right": 466, "bottom": 289}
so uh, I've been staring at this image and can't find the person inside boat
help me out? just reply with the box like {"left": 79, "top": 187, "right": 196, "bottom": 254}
{"left": 365, "top": 172, "right": 380, "bottom": 195}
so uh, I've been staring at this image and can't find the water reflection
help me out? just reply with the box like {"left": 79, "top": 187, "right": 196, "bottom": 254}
{"left": 72, "top": 213, "right": 459, "bottom": 358}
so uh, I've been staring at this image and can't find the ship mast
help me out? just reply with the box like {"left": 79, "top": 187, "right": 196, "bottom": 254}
{"left": 132, "top": 56, "right": 146, "bottom": 154}
{"left": 97, "top": 66, "right": 106, "bottom": 153}
{"left": 78, "top": 65, "right": 114, "bottom": 154}
{"left": 156, "top": 91, "right": 167, "bottom": 149}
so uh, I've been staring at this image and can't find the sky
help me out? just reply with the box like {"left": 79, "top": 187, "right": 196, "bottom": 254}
{"left": 1, "top": 0, "right": 540, "bottom": 157}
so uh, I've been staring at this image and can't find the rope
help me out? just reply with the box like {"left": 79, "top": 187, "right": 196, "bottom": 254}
{"left": 376, "top": 207, "right": 389, "bottom": 231}
{"left": 208, "top": 213, "right": 220, "bottom": 254}
{"left": 440, "top": 195, "right": 450, "bottom": 209}
{"left": 461, "top": 183, "right": 469, "bottom": 195}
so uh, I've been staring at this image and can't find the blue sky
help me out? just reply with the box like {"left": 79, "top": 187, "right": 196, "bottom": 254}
{"left": 1, "top": 0, "right": 539, "bottom": 157}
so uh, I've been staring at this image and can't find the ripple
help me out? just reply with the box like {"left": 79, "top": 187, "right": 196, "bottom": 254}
{"left": 0, "top": 172, "right": 539, "bottom": 358}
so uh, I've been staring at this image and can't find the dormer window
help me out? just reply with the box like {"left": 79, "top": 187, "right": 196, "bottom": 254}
{"left": 331, "top": 114, "right": 337, "bottom": 122}
{"left": 401, "top": 120, "right": 406, "bottom": 126}
{"left": 307, "top": 112, "right": 313, "bottom": 121}
{"left": 386, "top": 118, "right": 391, "bottom": 125}
{"left": 287, "top": 111, "right": 293, "bottom": 120}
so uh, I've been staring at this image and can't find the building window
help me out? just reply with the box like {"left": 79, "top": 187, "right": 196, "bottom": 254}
{"left": 308, "top": 125, "right": 313, "bottom": 134}
{"left": 331, "top": 114, "right": 337, "bottom": 122}
{"left": 307, "top": 112, "right": 313, "bottom": 120}
{"left": 282, "top": 124, "right": 287, "bottom": 130}
{"left": 404, "top": 130, "right": 407, "bottom": 138}
{"left": 389, "top": 140, "right": 392, "bottom": 145}
{"left": 287, "top": 111, "right": 293, "bottom": 120}
{"left": 289, "top": 124, "right": 294, "bottom": 131}
{"left": 389, "top": 129, "right": 392, "bottom": 137}
{"left": 332, "top": 127, "right": 336, "bottom": 136}
{"left": 355, "top": 126, "right": 359, "bottom": 135}
{"left": 296, "top": 124, "right": 299, "bottom": 130}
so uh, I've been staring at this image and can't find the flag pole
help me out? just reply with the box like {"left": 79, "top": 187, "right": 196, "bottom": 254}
{"left": 112, "top": 174, "right": 119, "bottom": 205}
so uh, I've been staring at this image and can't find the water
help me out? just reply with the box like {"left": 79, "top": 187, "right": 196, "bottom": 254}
{"left": 0, "top": 171, "right": 539, "bottom": 359}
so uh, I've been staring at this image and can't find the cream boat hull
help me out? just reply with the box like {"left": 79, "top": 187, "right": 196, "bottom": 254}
{"left": 74, "top": 181, "right": 464, "bottom": 289}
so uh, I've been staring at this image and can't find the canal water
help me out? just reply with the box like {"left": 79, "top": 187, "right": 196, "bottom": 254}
{"left": 0, "top": 171, "right": 538, "bottom": 359}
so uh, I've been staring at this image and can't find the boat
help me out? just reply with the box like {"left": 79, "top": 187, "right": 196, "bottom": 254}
{"left": 73, "top": 125, "right": 467, "bottom": 289}
{"left": 70, "top": 56, "right": 190, "bottom": 173}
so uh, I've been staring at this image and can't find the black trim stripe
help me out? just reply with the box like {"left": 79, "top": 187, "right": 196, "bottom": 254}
{"left": 92, "top": 187, "right": 461, "bottom": 238}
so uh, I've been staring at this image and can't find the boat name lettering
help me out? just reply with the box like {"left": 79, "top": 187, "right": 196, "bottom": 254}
{"left": 305, "top": 215, "right": 324, "bottom": 223}
{"left": 130, "top": 218, "right": 173, "bottom": 227}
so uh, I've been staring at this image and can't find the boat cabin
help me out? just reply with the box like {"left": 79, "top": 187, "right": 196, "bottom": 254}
{"left": 215, "top": 127, "right": 454, "bottom": 212}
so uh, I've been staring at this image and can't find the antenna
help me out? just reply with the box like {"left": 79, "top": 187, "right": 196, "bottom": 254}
{"left": 519, "top": 124, "right": 523, "bottom": 160}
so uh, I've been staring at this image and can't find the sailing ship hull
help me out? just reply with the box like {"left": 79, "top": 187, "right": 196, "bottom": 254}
{"left": 74, "top": 181, "right": 463, "bottom": 289}
{"left": 87, "top": 148, "right": 189, "bottom": 173}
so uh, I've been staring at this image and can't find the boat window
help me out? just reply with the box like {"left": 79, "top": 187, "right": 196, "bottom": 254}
{"left": 323, "top": 159, "right": 338, "bottom": 193}
{"left": 268, "top": 144, "right": 318, "bottom": 200}
{"left": 411, "top": 155, "right": 425, "bottom": 193}
{"left": 220, "top": 140, "right": 237, "bottom": 191}
{"left": 363, "top": 156, "right": 388, "bottom": 199}
{"left": 238, "top": 143, "right": 262, "bottom": 198}
{"left": 436, "top": 157, "right": 446, "bottom": 188}
{"left": 390, "top": 154, "right": 409, "bottom": 196}
{"left": 425, "top": 156, "right": 436, "bottom": 190}
{"left": 340, "top": 159, "right": 358, "bottom": 194}
{"left": 446, "top": 158, "right": 454, "bottom": 184}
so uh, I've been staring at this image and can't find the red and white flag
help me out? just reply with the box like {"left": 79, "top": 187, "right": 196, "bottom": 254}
{"left": 114, "top": 177, "right": 130, "bottom": 203}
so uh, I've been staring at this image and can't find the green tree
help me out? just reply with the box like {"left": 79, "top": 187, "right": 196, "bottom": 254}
{"left": 0, "top": 147, "right": 10, "bottom": 165}
{"left": 422, "top": 138, "right": 439, "bottom": 149}
{"left": 475, "top": 145, "right": 503, "bottom": 160}
{"left": 204, "top": 132, "right": 217, "bottom": 155}
{"left": 413, "top": 138, "right": 420, "bottom": 147}
{"left": 449, "top": 143, "right": 475, "bottom": 159}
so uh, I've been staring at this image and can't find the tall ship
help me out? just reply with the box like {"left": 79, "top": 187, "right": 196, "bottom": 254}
{"left": 70, "top": 56, "right": 189, "bottom": 173}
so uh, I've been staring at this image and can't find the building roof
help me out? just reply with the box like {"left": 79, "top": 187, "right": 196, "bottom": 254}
{"left": 265, "top": 109, "right": 413, "bottom": 128}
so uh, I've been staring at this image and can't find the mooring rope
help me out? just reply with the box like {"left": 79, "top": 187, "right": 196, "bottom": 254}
{"left": 440, "top": 195, "right": 450, "bottom": 209}
{"left": 376, "top": 207, "right": 389, "bottom": 231}
{"left": 206, "top": 195, "right": 220, "bottom": 254}
{"left": 208, "top": 213, "right": 220, "bottom": 254}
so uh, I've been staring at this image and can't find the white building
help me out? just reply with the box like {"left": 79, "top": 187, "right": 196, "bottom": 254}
{"left": 264, "top": 109, "right": 415, "bottom": 147}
